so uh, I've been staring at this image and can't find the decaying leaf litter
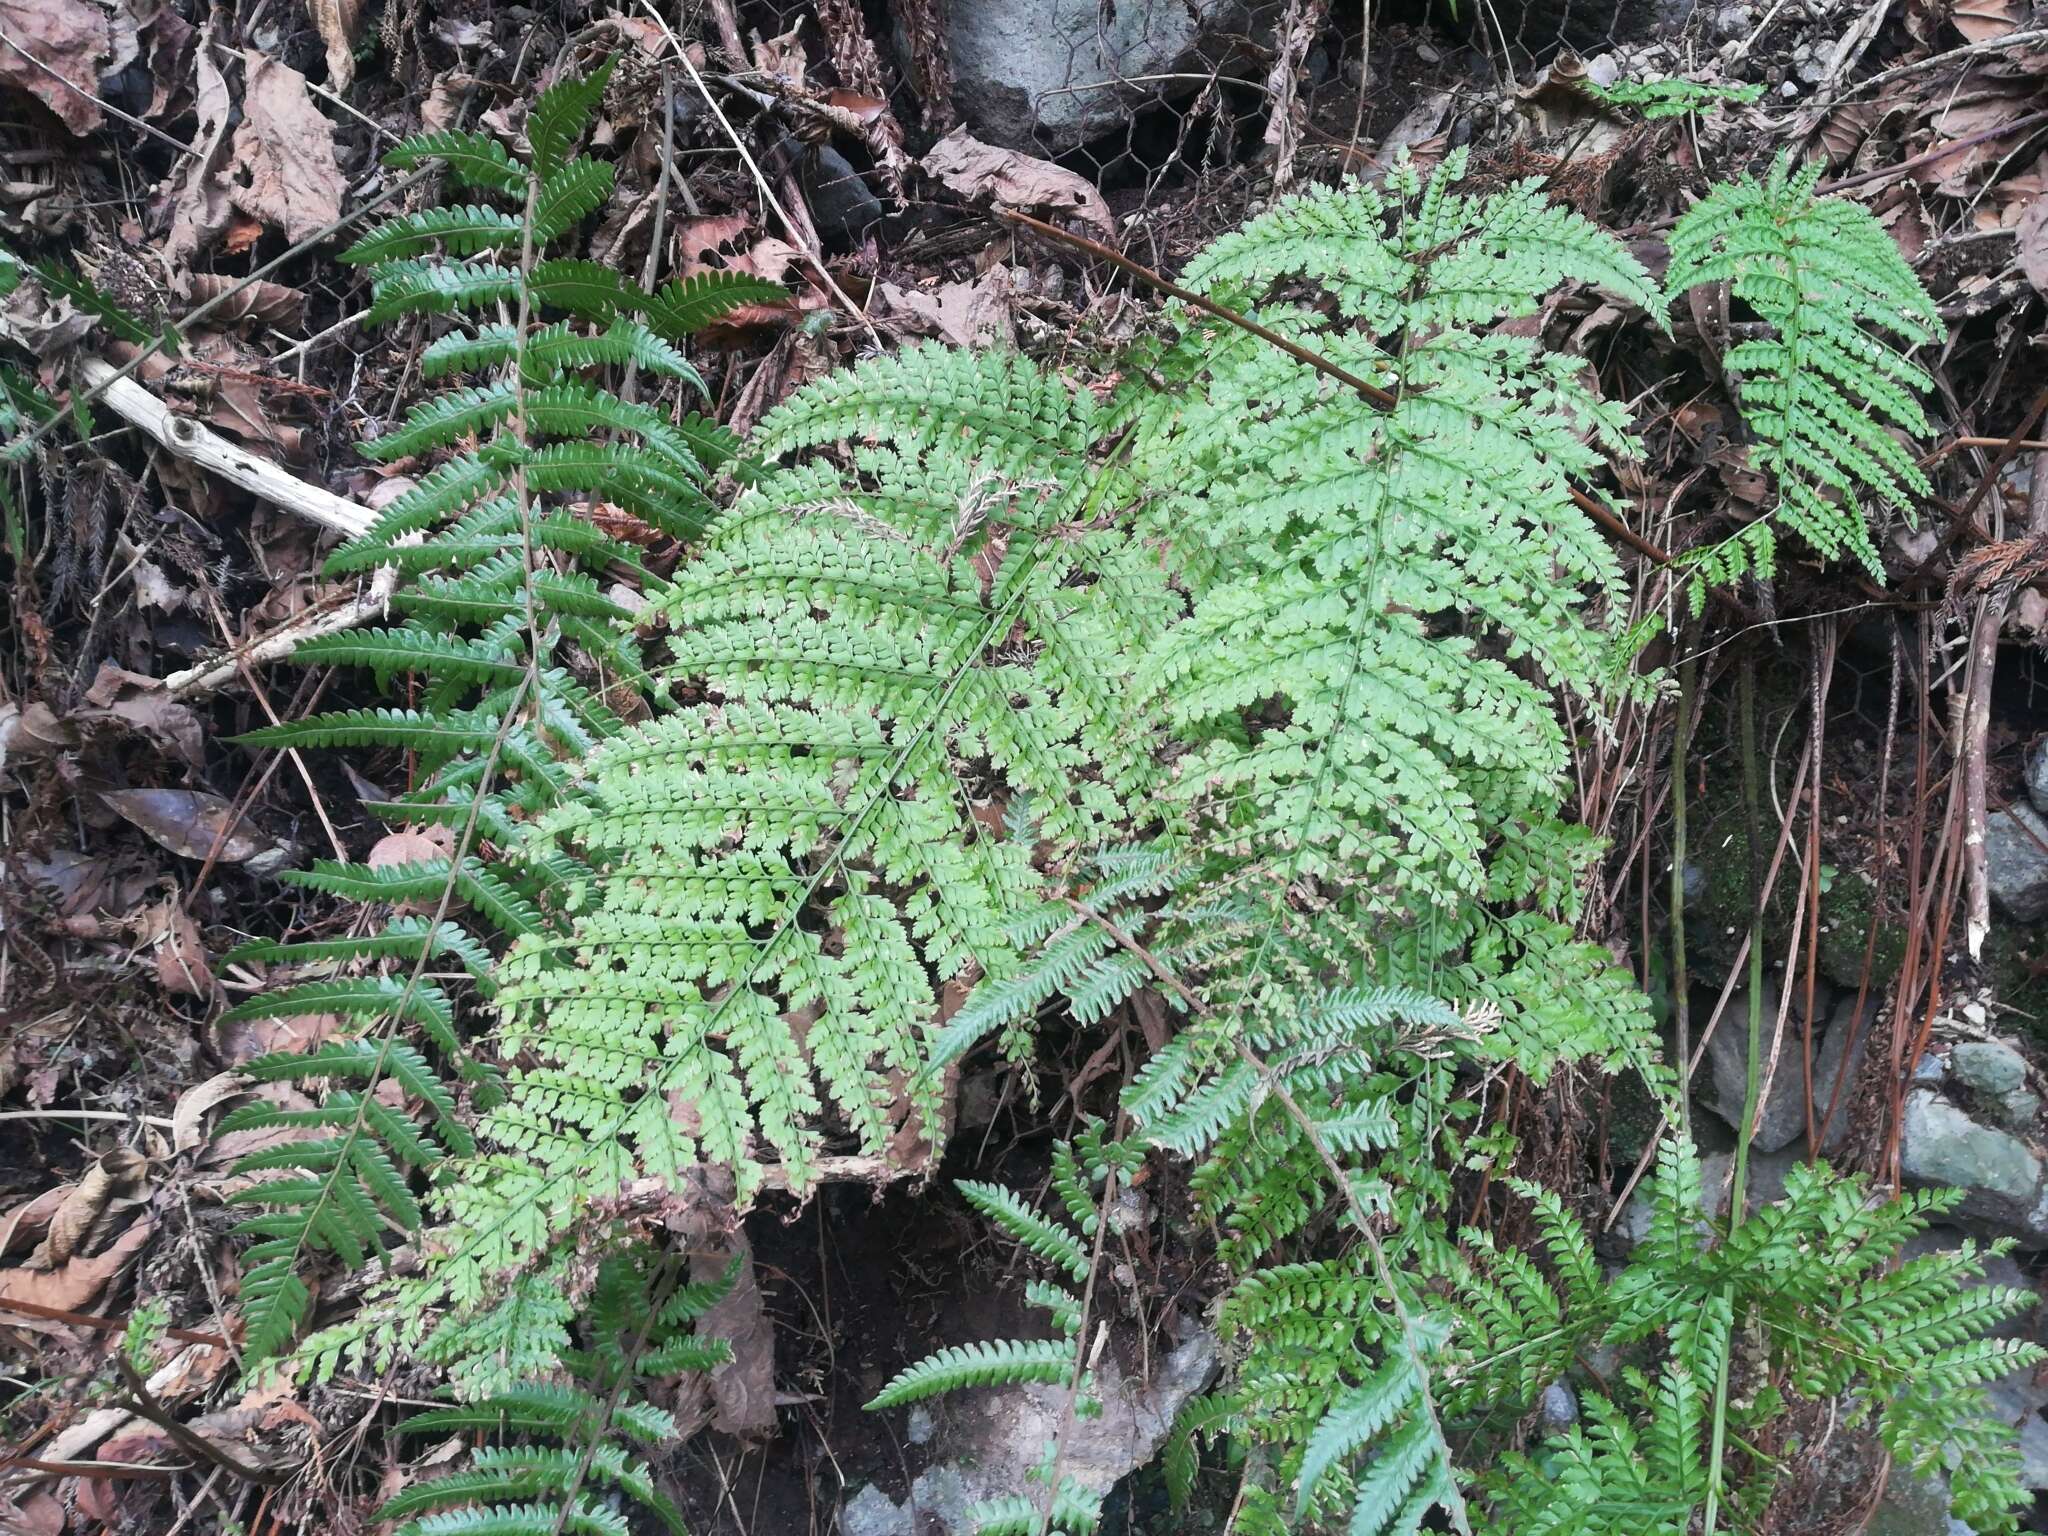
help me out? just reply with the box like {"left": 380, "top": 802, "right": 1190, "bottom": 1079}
{"left": 5, "top": 0, "right": 2048, "bottom": 1532}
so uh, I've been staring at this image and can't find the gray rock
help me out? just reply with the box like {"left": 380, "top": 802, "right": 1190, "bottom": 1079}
{"left": 1539, "top": 1380, "right": 1578, "bottom": 1431}
{"left": 1701, "top": 983, "right": 1863, "bottom": 1154}
{"left": 1952, "top": 1041, "right": 2028, "bottom": 1097}
{"left": 937, "top": 0, "right": 1265, "bottom": 152}
{"left": 2019, "top": 1414, "right": 2048, "bottom": 1492}
{"left": 849, "top": 1321, "right": 1219, "bottom": 1533}
{"left": 1866, "top": 1469, "right": 1974, "bottom": 1536}
{"left": 1994, "top": 1088, "right": 2043, "bottom": 1131}
{"left": 1900, "top": 1089, "right": 2048, "bottom": 1246}
{"left": 1984, "top": 801, "right": 2048, "bottom": 921}
{"left": 841, "top": 1483, "right": 911, "bottom": 1536}
{"left": 2027, "top": 735, "right": 2048, "bottom": 818}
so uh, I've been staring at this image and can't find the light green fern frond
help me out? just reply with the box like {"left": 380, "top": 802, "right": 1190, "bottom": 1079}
{"left": 1665, "top": 150, "right": 1938, "bottom": 594}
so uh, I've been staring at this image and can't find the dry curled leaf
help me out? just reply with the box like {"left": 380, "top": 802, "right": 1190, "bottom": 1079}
{"left": 162, "top": 41, "right": 234, "bottom": 270}
{"left": 922, "top": 128, "right": 1114, "bottom": 238}
{"left": 29, "top": 1150, "right": 148, "bottom": 1268}
{"left": 308, "top": 0, "right": 365, "bottom": 93}
{"left": 0, "top": 1217, "right": 154, "bottom": 1322}
{"left": 100, "top": 787, "right": 279, "bottom": 867}
{"left": 181, "top": 273, "right": 308, "bottom": 328}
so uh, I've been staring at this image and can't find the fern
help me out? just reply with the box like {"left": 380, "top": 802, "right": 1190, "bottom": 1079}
{"left": 215, "top": 57, "right": 778, "bottom": 1370}
{"left": 187, "top": 75, "right": 2021, "bottom": 1536}
{"left": 1665, "top": 150, "right": 1940, "bottom": 601}
{"left": 865, "top": 1129, "right": 1117, "bottom": 1535}
{"left": 373, "top": 1245, "right": 727, "bottom": 1536}
{"left": 1584, "top": 76, "right": 1763, "bottom": 119}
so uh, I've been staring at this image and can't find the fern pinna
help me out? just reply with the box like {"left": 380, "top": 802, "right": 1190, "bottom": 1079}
{"left": 215, "top": 59, "right": 776, "bottom": 1367}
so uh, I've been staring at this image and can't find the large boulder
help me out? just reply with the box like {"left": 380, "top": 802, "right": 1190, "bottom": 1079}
{"left": 936, "top": 0, "right": 1270, "bottom": 153}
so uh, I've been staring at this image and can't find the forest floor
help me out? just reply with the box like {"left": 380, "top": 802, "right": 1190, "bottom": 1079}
{"left": 6, "top": 0, "right": 2048, "bottom": 1532}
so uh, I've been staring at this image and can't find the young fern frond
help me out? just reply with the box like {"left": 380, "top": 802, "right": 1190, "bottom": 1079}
{"left": 1665, "top": 150, "right": 1940, "bottom": 600}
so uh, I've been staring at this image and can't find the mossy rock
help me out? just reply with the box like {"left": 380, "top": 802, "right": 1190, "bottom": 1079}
{"left": 1980, "top": 923, "right": 2048, "bottom": 1039}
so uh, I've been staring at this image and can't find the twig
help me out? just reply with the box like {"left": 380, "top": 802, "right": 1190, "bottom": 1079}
{"left": 114, "top": 1355, "right": 286, "bottom": 1487}
{"left": 637, "top": 0, "right": 883, "bottom": 349}
{"left": 23, "top": 352, "right": 374, "bottom": 541}
{"left": 0, "top": 1107, "right": 176, "bottom": 1128}
{"left": 165, "top": 569, "right": 399, "bottom": 697}
{"left": 1820, "top": 27, "right": 2048, "bottom": 106}
{"left": 0, "top": 1294, "right": 229, "bottom": 1348}
{"left": 998, "top": 208, "right": 1674, "bottom": 568}
{"left": 6, "top": 167, "right": 436, "bottom": 460}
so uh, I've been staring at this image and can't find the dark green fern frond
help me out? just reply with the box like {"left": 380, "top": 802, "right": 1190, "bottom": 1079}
{"left": 382, "top": 129, "right": 526, "bottom": 195}
{"left": 526, "top": 58, "right": 615, "bottom": 179}
{"left": 339, "top": 205, "right": 526, "bottom": 265}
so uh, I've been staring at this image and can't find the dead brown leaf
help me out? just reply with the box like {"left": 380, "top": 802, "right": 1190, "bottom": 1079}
{"left": 0, "top": 1215, "right": 153, "bottom": 1318}
{"left": 181, "top": 273, "right": 307, "bottom": 329}
{"left": 30, "top": 1150, "right": 148, "bottom": 1268}
{"left": 922, "top": 128, "right": 1114, "bottom": 238}
{"left": 1953, "top": 0, "right": 2024, "bottom": 41}
{"left": 132, "top": 894, "right": 214, "bottom": 997}
{"left": 369, "top": 826, "right": 453, "bottom": 867}
{"left": 171, "top": 1070, "right": 248, "bottom": 1151}
{"left": 100, "top": 786, "right": 277, "bottom": 866}
{"left": 161, "top": 39, "right": 234, "bottom": 270}
{"left": 308, "top": 0, "right": 365, "bottom": 92}
{"left": 0, "top": 0, "right": 114, "bottom": 135}
{"left": 672, "top": 1246, "right": 777, "bottom": 1438}
{"left": 83, "top": 663, "right": 205, "bottom": 767}
{"left": 878, "top": 272, "right": 1014, "bottom": 349}
{"left": 2017, "top": 195, "right": 2048, "bottom": 296}
{"left": 226, "top": 52, "right": 343, "bottom": 243}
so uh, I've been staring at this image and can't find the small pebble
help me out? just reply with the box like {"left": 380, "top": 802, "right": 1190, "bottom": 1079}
{"left": 1779, "top": 80, "right": 1800, "bottom": 98}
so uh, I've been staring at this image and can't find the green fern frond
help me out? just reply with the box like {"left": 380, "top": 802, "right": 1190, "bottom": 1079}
{"left": 957, "top": 1179, "right": 1090, "bottom": 1281}
{"left": 341, "top": 205, "right": 526, "bottom": 265}
{"left": 866, "top": 1339, "right": 1077, "bottom": 1410}
{"left": 384, "top": 130, "right": 528, "bottom": 195}
{"left": 365, "top": 258, "right": 520, "bottom": 325}
{"left": 218, "top": 974, "right": 457, "bottom": 1051}
{"left": 1666, "top": 150, "right": 1938, "bottom": 585}
{"left": 527, "top": 59, "right": 615, "bottom": 180}
{"left": 532, "top": 158, "right": 615, "bottom": 242}
{"left": 644, "top": 271, "right": 787, "bottom": 338}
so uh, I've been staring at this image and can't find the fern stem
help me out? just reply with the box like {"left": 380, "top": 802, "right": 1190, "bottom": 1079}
{"left": 1668, "top": 644, "right": 1696, "bottom": 1140}
{"left": 1703, "top": 657, "right": 1765, "bottom": 1536}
